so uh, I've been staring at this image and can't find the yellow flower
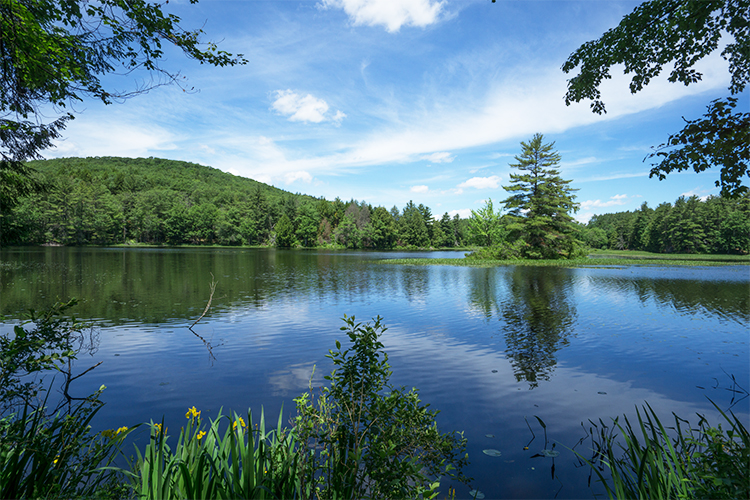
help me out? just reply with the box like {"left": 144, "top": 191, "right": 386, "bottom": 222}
{"left": 101, "top": 429, "right": 115, "bottom": 440}
{"left": 153, "top": 423, "right": 167, "bottom": 436}
{"left": 185, "top": 406, "right": 201, "bottom": 420}
{"left": 53, "top": 455, "right": 60, "bottom": 465}
{"left": 116, "top": 426, "right": 128, "bottom": 435}
{"left": 233, "top": 416, "right": 246, "bottom": 431}
{"left": 197, "top": 430, "right": 206, "bottom": 440}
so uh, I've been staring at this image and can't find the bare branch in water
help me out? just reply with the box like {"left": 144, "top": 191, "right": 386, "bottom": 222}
{"left": 188, "top": 274, "right": 220, "bottom": 364}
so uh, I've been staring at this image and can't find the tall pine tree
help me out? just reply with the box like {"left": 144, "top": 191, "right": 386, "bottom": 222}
{"left": 503, "top": 133, "right": 583, "bottom": 259}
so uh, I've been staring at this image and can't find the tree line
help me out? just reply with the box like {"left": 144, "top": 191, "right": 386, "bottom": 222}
{"left": 3, "top": 153, "right": 748, "bottom": 255}
{"left": 0, "top": 157, "right": 469, "bottom": 249}
{"left": 581, "top": 195, "right": 750, "bottom": 254}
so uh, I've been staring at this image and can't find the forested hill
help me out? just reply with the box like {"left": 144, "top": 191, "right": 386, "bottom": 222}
{"left": 28, "top": 156, "right": 306, "bottom": 205}
{"left": 1, "top": 156, "right": 317, "bottom": 246}
{"left": 2, "top": 156, "right": 468, "bottom": 248}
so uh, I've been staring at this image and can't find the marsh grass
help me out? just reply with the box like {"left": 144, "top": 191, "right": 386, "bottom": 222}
{"left": 576, "top": 402, "right": 749, "bottom": 499}
{"left": 378, "top": 251, "right": 749, "bottom": 267}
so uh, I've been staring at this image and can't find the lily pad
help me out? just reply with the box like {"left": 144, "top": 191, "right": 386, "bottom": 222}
{"left": 469, "top": 490, "right": 485, "bottom": 499}
{"left": 483, "top": 449, "right": 502, "bottom": 457}
{"left": 541, "top": 449, "right": 560, "bottom": 458}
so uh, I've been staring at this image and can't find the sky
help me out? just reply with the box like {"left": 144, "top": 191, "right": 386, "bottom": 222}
{"left": 46, "top": 0, "right": 745, "bottom": 223}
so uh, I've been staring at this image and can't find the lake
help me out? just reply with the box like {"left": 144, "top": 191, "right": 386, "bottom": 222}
{"left": 1, "top": 247, "right": 748, "bottom": 499}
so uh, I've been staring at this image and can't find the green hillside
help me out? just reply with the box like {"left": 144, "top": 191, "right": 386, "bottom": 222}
{"left": 26, "top": 156, "right": 308, "bottom": 205}
{"left": 1, "top": 157, "right": 316, "bottom": 246}
{"left": 1, "top": 157, "right": 468, "bottom": 248}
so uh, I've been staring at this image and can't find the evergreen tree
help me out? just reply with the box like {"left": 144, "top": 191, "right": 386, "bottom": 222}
{"left": 274, "top": 214, "right": 296, "bottom": 248}
{"left": 502, "top": 134, "right": 582, "bottom": 259}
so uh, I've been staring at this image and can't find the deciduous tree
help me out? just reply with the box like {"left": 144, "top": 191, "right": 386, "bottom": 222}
{"left": 562, "top": 0, "right": 749, "bottom": 196}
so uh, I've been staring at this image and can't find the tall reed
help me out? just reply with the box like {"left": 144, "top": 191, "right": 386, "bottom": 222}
{"left": 578, "top": 402, "right": 749, "bottom": 499}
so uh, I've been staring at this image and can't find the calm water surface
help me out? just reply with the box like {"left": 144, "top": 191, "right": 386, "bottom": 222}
{"left": 1, "top": 247, "right": 748, "bottom": 499}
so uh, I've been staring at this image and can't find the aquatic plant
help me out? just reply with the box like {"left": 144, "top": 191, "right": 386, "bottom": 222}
{"left": 577, "top": 402, "right": 749, "bottom": 499}
{"left": 124, "top": 407, "right": 300, "bottom": 499}
{"left": 0, "top": 387, "right": 132, "bottom": 499}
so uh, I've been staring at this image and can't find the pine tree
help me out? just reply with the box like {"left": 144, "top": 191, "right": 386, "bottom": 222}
{"left": 502, "top": 133, "right": 582, "bottom": 259}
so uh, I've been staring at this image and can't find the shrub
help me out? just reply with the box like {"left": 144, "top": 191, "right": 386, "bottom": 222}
{"left": 293, "top": 315, "right": 470, "bottom": 499}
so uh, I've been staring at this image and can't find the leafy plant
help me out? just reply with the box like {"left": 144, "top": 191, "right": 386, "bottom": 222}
{"left": 293, "top": 315, "right": 470, "bottom": 499}
{"left": 0, "top": 299, "right": 98, "bottom": 415}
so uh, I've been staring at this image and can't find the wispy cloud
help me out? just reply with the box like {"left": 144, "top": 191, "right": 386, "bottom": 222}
{"left": 421, "top": 152, "right": 455, "bottom": 163}
{"left": 578, "top": 171, "right": 650, "bottom": 182}
{"left": 580, "top": 194, "right": 630, "bottom": 211}
{"left": 319, "top": 0, "right": 446, "bottom": 32}
{"left": 410, "top": 184, "right": 429, "bottom": 193}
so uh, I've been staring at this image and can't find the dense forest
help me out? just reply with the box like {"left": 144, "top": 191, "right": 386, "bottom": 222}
{"left": 0, "top": 157, "right": 469, "bottom": 248}
{"left": 582, "top": 196, "right": 750, "bottom": 254}
{"left": 1, "top": 157, "right": 748, "bottom": 255}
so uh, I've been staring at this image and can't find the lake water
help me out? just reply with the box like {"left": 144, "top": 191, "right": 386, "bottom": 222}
{"left": 1, "top": 247, "right": 748, "bottom": 499}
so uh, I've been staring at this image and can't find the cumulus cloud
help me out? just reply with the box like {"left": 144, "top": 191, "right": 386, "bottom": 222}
{"left": 271, "top": 90, "right": 345, "bottom": 124}
{"left": 410, "top": 185, "right": 429, "bottom": 193}
{"left": 421, "top": 152, "right": 454, "bottom": 163}
{"left": 580, "top": 194, "right": 631, "bottom": 211}
{"left": 457, "top": 175, "right": 501, "bottom": 190}
{"left": 319, "top": 0, "right": 445, "bottom": 32}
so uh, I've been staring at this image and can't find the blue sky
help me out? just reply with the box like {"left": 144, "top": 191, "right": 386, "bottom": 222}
{"left": 48, "top": 0, "right": 743, "bottom": 223}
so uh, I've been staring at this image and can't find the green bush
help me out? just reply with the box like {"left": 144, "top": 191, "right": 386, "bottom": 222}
{"left": 293, "top": 315, "right": 470, "bottom": 499}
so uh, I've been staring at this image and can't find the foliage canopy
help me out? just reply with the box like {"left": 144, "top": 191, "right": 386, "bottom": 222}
{"left": 562, "top": 0, "right": 749, "bottom": 197}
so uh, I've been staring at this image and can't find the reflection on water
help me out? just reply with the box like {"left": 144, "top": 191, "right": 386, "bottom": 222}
{"left": 500, "top": 267, "right": 576, "bottom": 388}
{"left": 1, "top": 247, "right": 748, "bottom": 499}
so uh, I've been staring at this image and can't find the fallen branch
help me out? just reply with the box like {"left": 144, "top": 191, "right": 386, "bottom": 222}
{"left": 189, "top": 273, "right": 216, "bottom": 330}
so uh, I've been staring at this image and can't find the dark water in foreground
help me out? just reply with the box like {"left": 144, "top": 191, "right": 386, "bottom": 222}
{"left": 1, "top": 247, "right": 748, "bottom": 499}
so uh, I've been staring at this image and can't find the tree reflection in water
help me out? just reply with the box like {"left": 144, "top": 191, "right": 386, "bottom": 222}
{"left": 500, "top": 267, "right": 577, "bottom": 389}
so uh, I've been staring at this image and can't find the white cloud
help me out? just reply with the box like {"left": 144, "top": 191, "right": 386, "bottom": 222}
{"left": 580, "top": 194, "right": 631, "bottom": 211}
{"left": 421, "top": 152, "right": 454, "bottom": 163}
{"left": 449, "top": 208, "right": 472, "bottom": 219}
{"left": 488, "top": 152, "right": 514, "bottom": 160}
{"left": 284, "top": 171, "right": 314, "bottom": 184}
{"left": 319, "top": 0, "right": 445, "bottom": 32}
{"left": 271, "top": 90, "right": 345, "bottom": 124}
{"left": 410, "top": 184, "right": 429, "bottom": 193}
{"left": 680, "top": 188, "right": 712, "bottom": 201}
{"left": 457, "top": 175, "right": 501, "bottom": 190}
{"left": 332, "top": 110, "right": 347, "bottom": 125}
{"left": 50, "top": 118, "right": 177, "bottom": 158}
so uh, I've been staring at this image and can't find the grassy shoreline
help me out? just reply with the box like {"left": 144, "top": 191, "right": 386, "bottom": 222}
{"left": 378, "top": 250, "right": 750, "bottom": 267}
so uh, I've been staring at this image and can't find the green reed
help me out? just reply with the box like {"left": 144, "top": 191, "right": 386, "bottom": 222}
{"left": 578, "top": 402, "right": 749, "bottom": 499}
